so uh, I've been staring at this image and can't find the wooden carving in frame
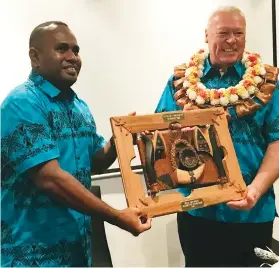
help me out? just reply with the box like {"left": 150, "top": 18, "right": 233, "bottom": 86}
{"left": 110, "top": 107, "right": 246, "bottom": 218}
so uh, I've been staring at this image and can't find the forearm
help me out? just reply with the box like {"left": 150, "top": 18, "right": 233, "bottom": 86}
{"left": 33, "top": 160, "right": 120, "bottom": 225}
{"left": 250, "top": 141, "right": 279, "bottom": 196}
{"left": 91, "top": 137, "right": 117, "bottom": 174}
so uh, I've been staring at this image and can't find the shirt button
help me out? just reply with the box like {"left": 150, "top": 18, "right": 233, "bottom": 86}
{"left": 77, "top": 156, "right": 80, "bottom": 160}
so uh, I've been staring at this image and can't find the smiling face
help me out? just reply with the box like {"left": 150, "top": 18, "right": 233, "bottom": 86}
{"left": 29, "top": 24, "right": 82, "bottom": 90}
{"left": 205, "top": 11, "right": 246, "bottom": 70}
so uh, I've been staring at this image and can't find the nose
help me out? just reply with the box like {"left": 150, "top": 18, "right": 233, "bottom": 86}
{"left": 226, "top": 33, "right": 237, "bottom": 45}
{"left": 65, "top": 50, "right": 78, "bottom": 62}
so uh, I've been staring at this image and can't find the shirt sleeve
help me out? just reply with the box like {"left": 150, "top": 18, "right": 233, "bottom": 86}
{"left": 263, "top": 81, "right": 279, "bottom": 144}
{"left": 1, "top": 94, "right": 60, "bottom": 176}
{"left": 155, "top": 75, "right": 182, "bottom": 113}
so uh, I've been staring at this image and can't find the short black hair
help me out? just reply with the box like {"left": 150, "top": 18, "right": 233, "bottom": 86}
{"left": 29, "top": 21, "right": 68, "bottom": 48}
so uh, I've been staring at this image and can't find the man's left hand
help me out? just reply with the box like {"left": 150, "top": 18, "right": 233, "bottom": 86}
{"left": 227, "top": 185, "right": 261, "bottom": 210}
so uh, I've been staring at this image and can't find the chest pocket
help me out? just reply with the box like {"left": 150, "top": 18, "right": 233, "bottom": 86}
{"left": 70, "top": 111, "right": 96, "bottom": 157}
{"left": 47, "top": 106, "right": 95, "bottom": 157}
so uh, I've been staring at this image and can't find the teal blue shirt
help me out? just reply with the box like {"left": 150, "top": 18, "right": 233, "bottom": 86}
{"left": 1, "top": 72, "right": 106, "bottom": 266}
{"left": 155, "top": 58, "right": 279, "bottom": 223}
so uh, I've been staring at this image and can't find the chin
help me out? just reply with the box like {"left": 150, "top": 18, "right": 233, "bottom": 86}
{"left": 62, "top": 76, "right": 78, "bottom": 86}
{"left": 221, "top": 57, "right": 239, "bottom": 66}
{"left": 57, "top": 80, "right": 75, "bottom": 89}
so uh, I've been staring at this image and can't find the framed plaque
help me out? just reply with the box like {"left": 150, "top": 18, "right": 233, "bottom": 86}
{"left": 110, "top": 107, "right": 246, "bottom": 217}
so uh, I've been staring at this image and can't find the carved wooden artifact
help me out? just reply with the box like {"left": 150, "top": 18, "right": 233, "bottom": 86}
{"left": 110, "top": 108, "right": 246, "bottom": 217}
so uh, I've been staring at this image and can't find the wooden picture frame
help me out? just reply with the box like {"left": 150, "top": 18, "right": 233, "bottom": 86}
{"left": 110, "top": 107, "right": 246, "bottom": 218}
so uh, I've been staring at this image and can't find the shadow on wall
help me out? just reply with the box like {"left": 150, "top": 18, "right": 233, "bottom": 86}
{"left": 93, "top": 176, "right": 125, "bottom": 194}
{"left": 139, "top": 214, "right": 184, "bottom": 267}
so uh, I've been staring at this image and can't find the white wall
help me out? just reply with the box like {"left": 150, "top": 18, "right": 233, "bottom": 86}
{"left": 1, "top": 0, "right": 278, "bottom": 266}
{"left": 94, "top": 174, "right": 184, "bottom": 267}
{"left": 0, "top": 0, "right": 274, "bottom": 168}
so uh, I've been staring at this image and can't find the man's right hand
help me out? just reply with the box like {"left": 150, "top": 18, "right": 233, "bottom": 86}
{"left": 115, "top": 207, "right": 152, "bottom": 236}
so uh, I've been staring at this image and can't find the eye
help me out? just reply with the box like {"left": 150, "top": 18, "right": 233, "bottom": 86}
{"left": 234, "top": 31, "right": 244, "bottom": 37}
{"left": 56, "top": 44, "right": 68, "bottom": 53}
{"left": 217, "top": 31, "right": 228, "bottom": 36}
{"left": 56, "top": 43, "right": 69, "bottom": 53}
{"left": 72, "top": 46, "right": 80, "bottom": 56}
{"left": 58, "top": 48, "right": 67, "bottom": 53}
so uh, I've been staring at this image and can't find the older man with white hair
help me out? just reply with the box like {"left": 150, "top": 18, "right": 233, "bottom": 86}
{"left": 156, "top": 6, "right": 279, "bottom": 267}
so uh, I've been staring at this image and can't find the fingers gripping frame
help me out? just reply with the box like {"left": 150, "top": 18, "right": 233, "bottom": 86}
{"left": 110, "top": 108, "right": 246, "bottom": 218}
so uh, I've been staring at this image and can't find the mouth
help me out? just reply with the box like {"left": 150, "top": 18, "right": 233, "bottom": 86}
{"left": 223, "top": 48, "right": 237, "bottom": 53}
{"left": 62, "top": 66, "right": 78, "bottom": 76}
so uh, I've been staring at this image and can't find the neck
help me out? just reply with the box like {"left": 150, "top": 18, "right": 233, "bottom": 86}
{"left": 59, "top": 89, "right": 74, "bottom": 100}
{"left": 33, "top": 69, "right": 72, "bottom": 92}
{"left": 208, "top": 58, "right": 233, "bottom": 76}
{"left": 210, "top": 62, "right": 230, "bottom": 72}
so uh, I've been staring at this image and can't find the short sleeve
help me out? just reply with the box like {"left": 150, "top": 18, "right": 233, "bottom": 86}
{"left": 263, "top": 82, "right": 279, "bottom": 144}
{"left": 1, "top": 95, "right": 60, "bottom": 176}
{"left": 155, "top": 75, "right": 181, "bottom": 113}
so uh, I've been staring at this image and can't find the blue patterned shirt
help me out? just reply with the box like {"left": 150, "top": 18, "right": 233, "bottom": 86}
{"left": 1, "top": 72, "right": 106, "bottom": 267}
{"left": 155, "top": 57, "right": 279, "bottom": 223}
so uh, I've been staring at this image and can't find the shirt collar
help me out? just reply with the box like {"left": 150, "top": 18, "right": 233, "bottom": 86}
{"left": 203, "top": 56, "right": 245, "bottom": 78}
{"left": 28, "top": 71, "right": 78, "bottom": 101}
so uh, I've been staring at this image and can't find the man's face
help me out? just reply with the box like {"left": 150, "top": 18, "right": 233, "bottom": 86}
{"left": 205, "top": 12, "right": 246, "bottom": 69}
{"left": 33, "top": 25, "right": 82, "bottom": 89}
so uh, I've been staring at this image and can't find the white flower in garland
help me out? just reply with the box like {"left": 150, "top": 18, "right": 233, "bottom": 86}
{"left": 198, "top": 70, "right": 203, "bottom": 78}
{"left": 220, "top": 97, "right": 230, "bottom": 106}
{"left": 247, "top": 86, "right": 256, "bottom": 94}
{"left": 260, "top": 67, "right": 266, "bottom": 75}
{"left": 229, "top": 94, "right": 239, "bottom": 103}
{"left": 254, "top": 76, "right": 262, "bottom": 84}
{"left": 198, "top": 64, "right": 204, "bottom": 70}
{"left": 183, "top": 80, "right": 191, "bottom": 88}
{"left": 210, "top": 99, "right": 220, "bottom": 106}
{"left": 182, "top": 49, "right": 266, "bottom": 107}
{"left": 196, "top": 82, "right": 206, "bottom": 90}
{"left": 187, "top": 89, "right": 197, "bottom": 100}
{"left": 239, "top": 90, "right": 250, "bottom": 99}
{"left": 196, "top": 96, "right": 206, "bottom": 105}
{"left": 185, "top": 68, "right": 192, "bottom": 77}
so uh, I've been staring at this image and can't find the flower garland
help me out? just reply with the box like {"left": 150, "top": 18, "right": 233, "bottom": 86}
{"left": 183, "top": 49, "right": 266, "bottom": 106}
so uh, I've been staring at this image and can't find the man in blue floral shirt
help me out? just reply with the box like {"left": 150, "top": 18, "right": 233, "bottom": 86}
{"left": 156, "top": 6, "right": 279, "bottom": 267}
{"left": 1, "top": 21, "right": 151, "bottom": 267}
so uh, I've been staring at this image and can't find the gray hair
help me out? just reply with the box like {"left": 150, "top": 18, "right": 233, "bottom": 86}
{"left": 207, "top": 6, "right": 246, "bottom": 28}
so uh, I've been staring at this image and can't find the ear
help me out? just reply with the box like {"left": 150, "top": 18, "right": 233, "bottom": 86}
{"left": 29, "top": 47, "right": 40, "bottom": 68}
{"left": 205, "top": 29, "right": 208, "bottom": 43}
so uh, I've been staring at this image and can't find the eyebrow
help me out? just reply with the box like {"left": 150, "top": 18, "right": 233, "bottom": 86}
{"left": 216, "top": 27, "right": 245, "bottom": 31}
{"left": 56, "top": 42, "right": 80, "bottom": 51}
